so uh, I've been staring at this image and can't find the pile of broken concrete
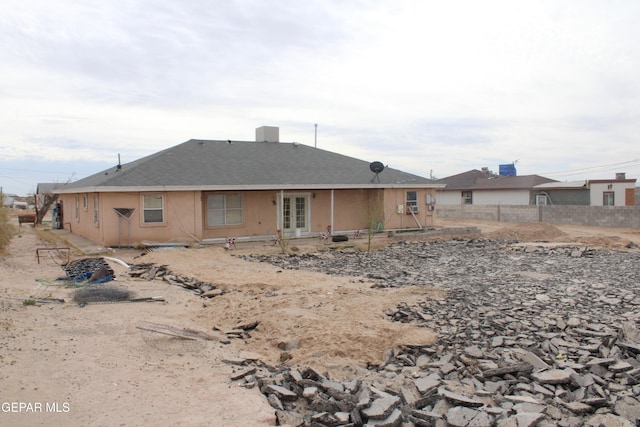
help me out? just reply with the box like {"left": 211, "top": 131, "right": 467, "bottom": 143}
{"left": 230, "top": 321, "right": 639, "bottom": 426}
{"left": 236, "top": 239, "right": 640, "bottom": 426}
{"left": 127, "top": 263, "right": 224, "bottom": 298}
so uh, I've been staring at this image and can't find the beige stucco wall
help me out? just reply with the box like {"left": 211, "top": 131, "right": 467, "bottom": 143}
{"left": 382, "top": 188, "right": 437, "bottom": 230}
{"left": 59, "top": 192, "right": 204, "bottom": 247}
{"left": 202, "top": 190, "right": 278, "bottom": 240}
{"left": 59, "top": 187, "right": 438, "bottom": 247}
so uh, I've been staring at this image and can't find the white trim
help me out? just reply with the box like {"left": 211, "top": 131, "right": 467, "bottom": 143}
{"left": 330, "top": 189, "right": 334, "bottom": 235}
{"left": 56, "top": 183, "right": 445, "bottom": 194}
{"left": 141, "top": 193, "right": 165, "bottom": 224}
{"left": 280, "top": 192, "right": 311, "bottom": 236}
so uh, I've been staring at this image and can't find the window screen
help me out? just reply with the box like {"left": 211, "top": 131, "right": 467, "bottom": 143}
{"left": 143, "top": 194, "right": 164, "bottom": 223}
{"left": 207, "top": 194, "right": 242, "bottom": 226}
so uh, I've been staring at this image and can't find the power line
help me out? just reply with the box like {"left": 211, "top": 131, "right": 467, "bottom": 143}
{"left": 539, "top": 158, "right": 640, "bottom": 177}
{"left": 0, "top": 166, "right": 74, "bottom": 175}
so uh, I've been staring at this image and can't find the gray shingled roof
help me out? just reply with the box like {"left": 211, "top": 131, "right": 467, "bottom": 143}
{"left": 58, "top": 140, "right": 440, "bottom": 192}
{"left": 435, "top": 169, "right": 492, "bottom": 190}
{"left": 437, "top": 169, "right": 557, "bottom": 190}
{"left": 36, "top": 182, "right": 67, "bottom": 194}
{"left": 471, "top": 175, "right": 557, "bottom": 189}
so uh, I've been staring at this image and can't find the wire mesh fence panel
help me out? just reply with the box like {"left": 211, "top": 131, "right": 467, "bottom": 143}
{"left": 72, "top": 286, "right": 133, "bottom": 303}
{"left": 137, "top": 322, "right": 207, "bottom": 353}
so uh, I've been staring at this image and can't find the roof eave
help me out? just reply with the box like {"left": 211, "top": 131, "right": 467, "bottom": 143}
{"left": 55, "top": 183, "right": 446, "bottom": 194}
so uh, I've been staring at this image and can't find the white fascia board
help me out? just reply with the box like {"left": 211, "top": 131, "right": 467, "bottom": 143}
{"left": 55, "top": 183, "right": 446, "bottom": 194}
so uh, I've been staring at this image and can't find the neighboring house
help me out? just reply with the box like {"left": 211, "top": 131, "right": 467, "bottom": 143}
{"left": 531, "top": 181, "right": 590, "bottom": 205}
{"left": 2, "top": 195, "right": 15, "bottom": 208}
{"left": 436, "top": 168, "right": 557, "bottom": 205}
{"left": 1, "top": 194, "right": 28, "bottom": 209}
{"left": 534, "top": 173, "right": 636, "bottom": 206}
{"left": 55, "top": 127, "right": 444, "bottom": 247}
{"left": 35, "top": 183, "right": 66, "bottom": 224}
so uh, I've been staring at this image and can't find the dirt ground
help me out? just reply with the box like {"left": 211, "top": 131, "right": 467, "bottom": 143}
{"left": 1, "top": 217, "right": 639, "bottom": 426}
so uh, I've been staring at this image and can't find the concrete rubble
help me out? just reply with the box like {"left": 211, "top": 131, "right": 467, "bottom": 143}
{"left": 127, "top": 263, "right": 224, "bottom": 298}
{"left": 233, "top": 239, "right": 640, "bottom": 426}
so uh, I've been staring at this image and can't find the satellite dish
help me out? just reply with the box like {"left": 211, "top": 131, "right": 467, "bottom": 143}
{"left": 370, "top": 161, "right": 385, "bottom": 183}
{"left": 370, "top": 161, "right": 385, "bottom": 174}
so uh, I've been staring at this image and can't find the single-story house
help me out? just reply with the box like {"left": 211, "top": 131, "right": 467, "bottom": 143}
{"left": 534, "top": 173, "right": 637, "bottom": 206}
{"left": 436, "top": 168, "right": 557, "bottom": 205}
{"left": 54, "top": 127, "right": 444, "bottom": 247}
{"left": 35, "top": 183, "right": 66, "bottom": 224}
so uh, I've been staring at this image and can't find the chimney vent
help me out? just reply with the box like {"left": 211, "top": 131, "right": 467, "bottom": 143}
{"left": 255, "top": 126, "right": 279, "bottom": 143}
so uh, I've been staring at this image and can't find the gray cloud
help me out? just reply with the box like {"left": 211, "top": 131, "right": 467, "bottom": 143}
{"left": 1, "top": 0, "right": 639, "bottom": 194}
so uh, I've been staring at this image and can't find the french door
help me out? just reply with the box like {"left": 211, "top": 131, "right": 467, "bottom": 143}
{"left": 281, "top": 194, "right": 309, "bottom": 236}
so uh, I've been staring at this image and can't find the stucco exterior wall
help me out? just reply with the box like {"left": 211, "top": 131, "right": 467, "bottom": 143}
{"left": 60, "top": 192, "right": 204, "bottom": 247}
{"left": 59, "top": 187, "right": 439, "bottom": 247}
{"left": 472, "top": 190, "right": 531, "bottom": 205}
{"left": 202, "top": 190, "right": 276, "bottom": 240}
{"left": 589, "top": 182, "right": 636, "bottom": 206}
{"left": 437, "top": 189, "right": 531, "bottom": 205}
{"left": 382, "top": 188, "right": 437, "bottom": 230}
{"left": 436, "top": 191, "right": 464, "bottom": 205}
{"left": 202, "top": 189, "right": 379, "bottom": 239}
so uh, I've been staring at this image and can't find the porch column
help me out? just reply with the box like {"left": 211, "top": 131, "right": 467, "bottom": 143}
{"left": 330, "top": 189, "right": 334, "bottom": 235}
{"left": 279, "top": 190, "right": 284, "bottom": 231}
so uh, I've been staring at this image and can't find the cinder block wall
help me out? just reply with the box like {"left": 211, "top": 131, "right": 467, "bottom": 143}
{"left": 499, "top": 205, "right": 539, "bottom": 223}
{"left": 437, "top": 205, "right": 640, "bottom": 228}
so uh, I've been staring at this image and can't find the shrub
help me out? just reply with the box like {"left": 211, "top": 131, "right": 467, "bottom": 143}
{"left": 0, "top": 196, "right": 17, "bottom": 253}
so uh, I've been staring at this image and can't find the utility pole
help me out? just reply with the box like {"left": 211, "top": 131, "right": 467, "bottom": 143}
{"left": 314, "top": 123, "right": 318, "bottom": 148}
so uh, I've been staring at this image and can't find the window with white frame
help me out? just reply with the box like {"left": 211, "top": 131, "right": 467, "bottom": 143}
{"left": 75, "top": 195, "right": 79, "bottom": 221}
{"left": 207, "top": 194, "right": 242, "bottom": 226}
{"left": 143, "top": 194, "right": 164, "bottom": 223}
{"left": 406, "top": 191, "right": 418, "bottom": 212}
{"left": 83, "top": 194, "right": 88, "bottom": 211}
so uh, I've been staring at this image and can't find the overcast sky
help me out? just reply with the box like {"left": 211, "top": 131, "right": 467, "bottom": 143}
{"left": 1, "top": 0, "right": 639, "bottom": 195}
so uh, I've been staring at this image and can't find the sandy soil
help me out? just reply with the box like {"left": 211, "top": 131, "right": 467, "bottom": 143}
{"left": 439, "top": 218, "right": 640, "bottom": 249}
{"left": 1, "top": 217, "right": 639, "bottom": 426}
